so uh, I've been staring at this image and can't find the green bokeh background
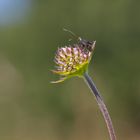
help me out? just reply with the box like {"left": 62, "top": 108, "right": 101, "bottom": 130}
{"left": 0, "top": 0, "right": 140, "bottom": 139}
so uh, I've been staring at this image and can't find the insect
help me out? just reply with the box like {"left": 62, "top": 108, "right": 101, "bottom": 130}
{"left": 63, "top": 28, "right": 96, "bottom": 53}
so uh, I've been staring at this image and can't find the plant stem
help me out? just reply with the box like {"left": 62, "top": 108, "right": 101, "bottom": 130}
{"left": 83, "top": 72, "right": 116, "bottom": 140}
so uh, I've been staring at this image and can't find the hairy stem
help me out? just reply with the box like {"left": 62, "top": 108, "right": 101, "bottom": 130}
{"left": 83, "top": 72, "right": 116, "bottom": 140}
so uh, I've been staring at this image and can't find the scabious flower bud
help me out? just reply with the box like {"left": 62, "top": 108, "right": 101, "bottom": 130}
{"left": 52, "top": 39, "right": 96, "bottom": 83}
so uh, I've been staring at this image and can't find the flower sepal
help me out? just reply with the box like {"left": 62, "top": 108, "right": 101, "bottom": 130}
{"left": 51, "top": 62, "right": 89, "bottom": 83}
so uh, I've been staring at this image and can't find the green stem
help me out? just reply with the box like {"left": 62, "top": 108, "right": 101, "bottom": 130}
{"left": 83, "top": 72, "right": 116, "bottom": 140}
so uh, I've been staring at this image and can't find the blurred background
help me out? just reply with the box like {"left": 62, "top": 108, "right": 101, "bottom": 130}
{"left": 0, "top": 0, "right": 140, "bottom": 139}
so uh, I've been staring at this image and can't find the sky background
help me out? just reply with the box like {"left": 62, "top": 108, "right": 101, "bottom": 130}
{"left": 0, "top": 0, "right": 32, "bottom": 25}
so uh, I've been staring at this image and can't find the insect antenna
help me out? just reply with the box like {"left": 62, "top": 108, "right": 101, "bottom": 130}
{"left": 63, "top": 28, "right": 77, "bottom": 37}
{"left": 63, "top": 28, "right": 82, "bottom": 41}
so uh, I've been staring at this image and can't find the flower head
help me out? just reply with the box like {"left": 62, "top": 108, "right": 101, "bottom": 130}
{"left": 51, "top": 38, "right": 96, "bottom": 83}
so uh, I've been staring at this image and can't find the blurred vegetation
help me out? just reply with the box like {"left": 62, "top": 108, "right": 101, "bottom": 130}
{"left": 0, "top": 0, "right": 140, "bottom": 140}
